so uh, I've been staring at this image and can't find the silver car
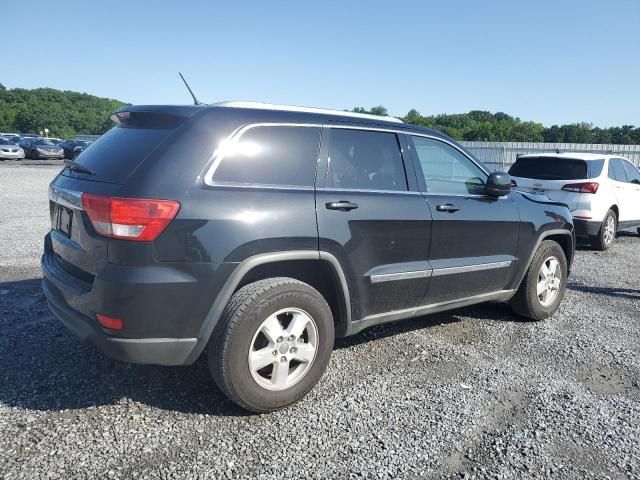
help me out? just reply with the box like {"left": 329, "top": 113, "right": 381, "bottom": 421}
{"left": 0, "top": 138, "right": 25, "bottom": 160}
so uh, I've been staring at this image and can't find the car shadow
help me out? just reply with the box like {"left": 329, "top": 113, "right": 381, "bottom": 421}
{"left": 0, "top": 278, "right": 526, "bottom": 415}
{"left": 0, "top": 278, "right": 246, "bottom": 416}
{"left": 568, "top": 282, "right": 640, "bottom": 301}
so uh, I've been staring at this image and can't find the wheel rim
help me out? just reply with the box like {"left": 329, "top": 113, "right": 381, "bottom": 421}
{"left": 537, "top": 256, "right": 562, "bottom": 308}
{"left": 603, "top": 215, "right": 615, "bottom": 245}
{"left": 248, "top": 307, "right": 318, "bottom": 391}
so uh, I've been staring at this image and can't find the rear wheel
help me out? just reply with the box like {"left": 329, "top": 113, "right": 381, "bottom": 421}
{"left": 510, "top": 240, "right": 568, "bottom": 321}
{"left": 591, "top": 210, "right": 617, "bottom": 251}
{"left": 208, "top": 277, "right": 334, "bottom": 413}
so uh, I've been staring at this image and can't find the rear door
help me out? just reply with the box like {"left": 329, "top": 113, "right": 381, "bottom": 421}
{"left": 608, "top": 158, "right": 634, "bottom": 222}
{"left": 315, "top": 126, "right": 432, "bottom": 321}
{"left": 620, "top": 159, "right": 640, "bottom": 223}
{"left": 508, "top": 157, "right": 600, "bottom": 211}
{"left": 407, "top": 135, "right": 520, "bottom": 304}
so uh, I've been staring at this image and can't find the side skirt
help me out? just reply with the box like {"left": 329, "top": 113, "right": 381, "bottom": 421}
{"left": 347, "top": 289, "right": 515, "bottom": 336}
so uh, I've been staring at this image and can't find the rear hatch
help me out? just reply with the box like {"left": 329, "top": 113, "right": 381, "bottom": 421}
{"left": 47, "top": 107, "right": 198, "bottom": 287}
{"left": 508, "top": 156, "right": 602, "bottom": 211}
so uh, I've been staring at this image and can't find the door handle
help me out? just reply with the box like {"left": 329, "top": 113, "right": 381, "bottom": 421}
{"left": 326, "top": 201, "right": 359, "bottom": 211}
{"left": 436, "top": 203, "right": 460, "bottom": 213}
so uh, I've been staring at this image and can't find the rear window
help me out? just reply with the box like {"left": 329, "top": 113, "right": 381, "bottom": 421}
{"left": 212, "top": 126, "right": 320, "bottom": 187}
{"left": 64, "top": 125, "right": 177, "bottom": 184}
{"left": 508, "top": 157, "right": 591, "bottom": 180}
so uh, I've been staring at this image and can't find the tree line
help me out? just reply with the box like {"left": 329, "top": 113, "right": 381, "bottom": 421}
{"left": 0, "top": 84, "right": 126, "bottom": 138}
{"left": 354, "top": 106, "right": 640, "bottom": 145}
{"left": 0, "top": 84, "right": 637, "bottom": 144}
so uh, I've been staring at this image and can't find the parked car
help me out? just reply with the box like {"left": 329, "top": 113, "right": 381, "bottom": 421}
{"left": 42, "top": 102, "right": 575, "bottom": 412}
{"left": 0, "top": 138, "right": 25, "bottom": 160}
{"left": 19, "top": 137, "right": 64, "bottom": 159}
{"left": 0, "top": 133, "right": 22, "bottom": 144}
{"left": 509, "top": 153, "right": 640, "bottom": 250}
{"left": 60, "top": 140, "right": 90, "bottom": 159}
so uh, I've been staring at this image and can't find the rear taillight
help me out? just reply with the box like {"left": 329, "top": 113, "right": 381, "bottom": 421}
{"left": 96, "top": 313, "right": 124, "bottom": 330}
{"left": 562, "top": 182, "right": 599, "bottom": 194}
{"left": 81, "top": 194, "right": 180, "bottom": 241}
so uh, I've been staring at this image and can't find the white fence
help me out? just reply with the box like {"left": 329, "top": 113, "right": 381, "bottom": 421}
{"left": 461, "top": 141, "right": 640, "bottom": 171}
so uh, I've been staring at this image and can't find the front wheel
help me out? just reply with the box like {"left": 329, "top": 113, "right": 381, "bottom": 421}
{"left": 208, "top": 277, "right": 335, "bottom": 413}
{"left": 510, "top": 240, "right": 568, "bottom": 321}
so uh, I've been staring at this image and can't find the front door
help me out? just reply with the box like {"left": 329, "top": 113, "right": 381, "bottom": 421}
{"left": 315, "top": 126, "right": 432, "bottom": 321}
{"left": 406, "top": 135, "right": 520, "bottom": 305}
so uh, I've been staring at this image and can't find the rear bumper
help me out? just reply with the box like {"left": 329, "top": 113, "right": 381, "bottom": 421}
{"left": 43, "top": 278, "right": 197, "bottom": 365}
{"left": 573, "top": 218, "right": 601, "bottom": 237}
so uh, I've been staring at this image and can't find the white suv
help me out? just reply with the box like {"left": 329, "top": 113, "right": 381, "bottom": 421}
{"left": 509, "top": 153, "right": 640, "bottom": 250}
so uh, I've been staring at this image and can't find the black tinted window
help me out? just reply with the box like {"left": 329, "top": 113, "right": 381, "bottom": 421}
{"left": 327, "top": 129, "right": 407, "bottom": 191}
{"left": 622, "top": 160, "right": 640, "bottom": 183}
{"left": 508, "top": 157, "right": 588, "bottom": 180}
{"left": 610, "top": 159, "right": 628, "bottom": 182}
{"left": 213, "top": 126, "right": 320, "bottom": 187}
{"left": 67, "top": 126, "right": 176, "bottom": 183}
{"left": 411, "top": 136, "right": 487, "bottom": 195}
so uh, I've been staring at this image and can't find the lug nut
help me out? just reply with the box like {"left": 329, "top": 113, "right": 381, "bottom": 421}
{"left": 290, "top": 347, "right": 297, "bottom": 354}
{"left": 277, "top": 336, "right": 283, "bottom": 343}
{"left": 280, "top": 356, "right": 287, "bottom": 363}
{"left": 297, "top": 337, "right": 304, "bottom": 343}
{"left": 288, "top": 335, "right": 295, "bottom": 342}
{"left": 272, "top": 350, "right": 277, "bottom": 356}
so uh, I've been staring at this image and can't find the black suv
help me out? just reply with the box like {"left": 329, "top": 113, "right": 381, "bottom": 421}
{"left": 43, "top": 102, "right": 575, "bottom": 412}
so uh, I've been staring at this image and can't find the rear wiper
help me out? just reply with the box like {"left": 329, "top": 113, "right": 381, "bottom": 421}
{"left": 64, "top": 159, "right": 94, "bottom": 175}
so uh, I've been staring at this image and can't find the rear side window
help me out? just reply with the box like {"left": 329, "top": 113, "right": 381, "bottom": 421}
{"left": 508, "top": 157, "right": 588, "bottom": 180}
{"left": 622, "top": 160, "right": 640, "bottom": 184}
{"left": 609, "top": 159, "right": 628, "bottom": 182}
{"left": 213, "top": 126, "right": 320, "bottom": 187}
{"left": 326, "top": 129, "right": 407, "bottom": 191}
{"left": 66, "top": 126, "right": 177, "bottom": 184}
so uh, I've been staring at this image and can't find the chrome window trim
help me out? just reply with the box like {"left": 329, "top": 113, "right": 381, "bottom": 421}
{"left": 370, "top": 269, "right": 432, "bottom": 283}
{"left": 431, "top": 260, "right": 512, "bottom": 277}
{"left": 202, "top": 121, "right": 490, "bottom": 190}
{"left": 48, "top": 185, "right": 83, "bottom": 210}
{"left": 317, "top": 187, "right": 421, "bottom": 196}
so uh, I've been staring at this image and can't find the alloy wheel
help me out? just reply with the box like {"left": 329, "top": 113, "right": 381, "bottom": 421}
{"left": 248, "top": 308, "right": 318, "bottom": 391}
{"left": 537, "top": 256, "right": 562, "bottom": 308}
{"left": 603, "top": 215, "right": 615, "bottom": 245}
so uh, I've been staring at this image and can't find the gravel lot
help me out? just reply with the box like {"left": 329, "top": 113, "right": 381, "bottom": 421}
{"left": 0, "top": 163, "right": 639, "bottom": 479}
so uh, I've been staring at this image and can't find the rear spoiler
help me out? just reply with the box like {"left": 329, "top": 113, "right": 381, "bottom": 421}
{"left": 111, "top": 105, "right": 206, "bottom": 127}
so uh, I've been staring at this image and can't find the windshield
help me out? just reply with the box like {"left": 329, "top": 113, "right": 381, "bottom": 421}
{"left": 509, "top": 157, "right": 589, "bottom": 180}
{"left": 35, "top": 139, "right": 57, "bottom": 146}
{"left": 0, "top": 139, "right": 15, "bottom": 145}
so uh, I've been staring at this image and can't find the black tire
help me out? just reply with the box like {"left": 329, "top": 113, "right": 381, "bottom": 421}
{"left": 510, "top": 240, "right": 568, "bottom": 321}
{"left": 208, "top": 277, "right": 335, "bottom": 413}
{"left": 590, "top": 209, "right": 617, "bottom": 251}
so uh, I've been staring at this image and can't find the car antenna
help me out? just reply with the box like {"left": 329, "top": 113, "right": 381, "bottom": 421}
{"left": 178, "top": 72, "right": 203, "bottom": 105}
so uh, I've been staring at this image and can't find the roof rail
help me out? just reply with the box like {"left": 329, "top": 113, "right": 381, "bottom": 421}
{"left": 211, "top": 101, "right": 404, "bottom": 124}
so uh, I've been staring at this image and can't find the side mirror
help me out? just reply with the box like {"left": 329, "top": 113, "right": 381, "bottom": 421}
{"left": 486, "top": 171, "right": 512, "bottom": 197}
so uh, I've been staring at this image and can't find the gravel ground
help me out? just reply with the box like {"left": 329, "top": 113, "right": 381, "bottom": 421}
{"left": 0, "top": 163, "right": 639, "bottom": 479}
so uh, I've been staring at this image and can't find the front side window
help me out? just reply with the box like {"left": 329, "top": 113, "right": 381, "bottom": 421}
{"left": 410, "top": 136, "right": 487, "bottom": 195}
{"left": 326, "top": 129, "right": 407, "bottom": 191}
{"left": 213, "top": 126, "right": 320, "bottom": 187}
{"left": 622, "top": 160, "right": 640, "bottom": 184}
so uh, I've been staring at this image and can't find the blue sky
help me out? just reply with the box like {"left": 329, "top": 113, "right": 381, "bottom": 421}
{"left": 4, "top": 0, "right": 639, "bottom": 127}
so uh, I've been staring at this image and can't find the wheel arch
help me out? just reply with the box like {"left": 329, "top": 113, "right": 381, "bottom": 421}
{"left": 512, "top": 229, "right": 575, "bottom": 294}
{"left": 185, "top": 251, "right": 352, "bottom": 364}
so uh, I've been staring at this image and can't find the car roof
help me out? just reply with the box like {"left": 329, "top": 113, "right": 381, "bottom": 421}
{"left": 517, "top": 152, "right": 628, "bottom": 161}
